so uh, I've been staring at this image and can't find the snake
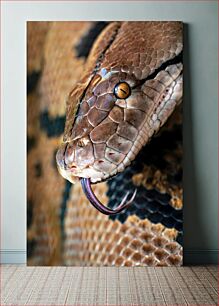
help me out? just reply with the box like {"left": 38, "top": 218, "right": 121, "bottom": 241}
{"left": 27, "top": 21, "right": 183, "bottom": 266}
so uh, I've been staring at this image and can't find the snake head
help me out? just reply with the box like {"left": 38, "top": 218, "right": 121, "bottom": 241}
{"left": 56, "top": 70, "right": 143, "bottom": 214}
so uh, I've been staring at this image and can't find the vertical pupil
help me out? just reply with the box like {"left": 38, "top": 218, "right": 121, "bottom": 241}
{"left": 114, "top": 82, "right": 130, "bottom": 99}
{"left": 120, "top": 87, "right": 127, "bottom": 94}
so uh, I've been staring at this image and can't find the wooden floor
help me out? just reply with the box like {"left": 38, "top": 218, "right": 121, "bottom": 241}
{"left": 1, "top": 265, "right": 218, "bottom": 305}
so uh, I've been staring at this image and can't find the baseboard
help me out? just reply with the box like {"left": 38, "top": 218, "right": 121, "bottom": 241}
{"left": 0, "top": 249, "right": 218, "bottom": 264}
{"left": 0, "top": 250, "right": 26, "bottom": 264}
{"left": 184, "top": 249, "right": 218, "bottom": 265}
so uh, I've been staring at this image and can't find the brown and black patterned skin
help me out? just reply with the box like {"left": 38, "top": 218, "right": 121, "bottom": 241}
{"left": 27, "top": 21, "right": 183, "bottom": 266}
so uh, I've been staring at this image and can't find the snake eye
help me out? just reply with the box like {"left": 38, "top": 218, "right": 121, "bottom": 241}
{"left": 114, "top": 82, "right": 131, "bottom": 99}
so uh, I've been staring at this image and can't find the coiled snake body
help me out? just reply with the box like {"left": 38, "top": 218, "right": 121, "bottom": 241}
{"left": 27, "top": 21, "right": 183, "bottom": 266}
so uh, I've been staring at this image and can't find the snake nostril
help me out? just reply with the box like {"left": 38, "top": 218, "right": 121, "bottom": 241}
{"left": 66, "top": 163, "right": 78, "bottom": 172}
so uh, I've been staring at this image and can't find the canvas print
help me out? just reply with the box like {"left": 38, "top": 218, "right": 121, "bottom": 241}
{"left": 27, "top": 21, "right": 183, "bottom": 266}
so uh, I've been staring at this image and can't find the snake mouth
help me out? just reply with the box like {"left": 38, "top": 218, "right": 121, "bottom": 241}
{"left": 57, "top": 148, "right": 136, "bottom": 214}
{"left": 81, "top": 177, "right": 137, "bottom": 215}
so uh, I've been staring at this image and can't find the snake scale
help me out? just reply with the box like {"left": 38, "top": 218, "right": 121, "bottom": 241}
{"left": 27, "top": 21, "right": 183, "bottom": 266}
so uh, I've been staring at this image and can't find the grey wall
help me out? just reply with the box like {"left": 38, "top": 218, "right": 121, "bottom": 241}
{"left": 1, "top": 1, "right": 218, "bottom": 264}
